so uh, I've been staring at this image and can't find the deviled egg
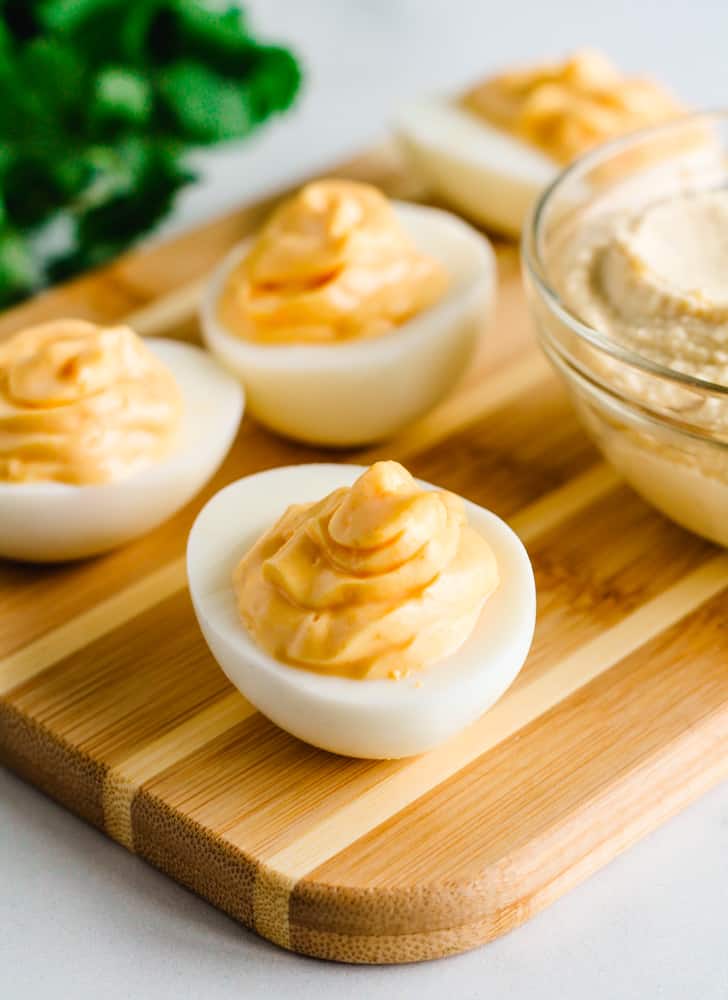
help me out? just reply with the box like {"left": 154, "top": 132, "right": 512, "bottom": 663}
{"left": 0, "top": 319, "right": 243, "bottom": 562}
{"left": 200, "top": 179, "right": 495, "bottom": 447}
{"left": 396, "top": 49, "right": 685, "bottom": 236}
{"left": 187, "top": 461, "right": 536, "bottom": 759}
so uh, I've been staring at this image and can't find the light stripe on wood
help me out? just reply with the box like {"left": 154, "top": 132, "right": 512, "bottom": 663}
{"left": 292, "top": 585, "right": 728, "bottom": 940}
{"left": 511, "top": 462, "right": 620, "bottom": 542}
{"left": 288, "top": 684, "right": 728, "bottom": 960}
{"left": 360, "top": 352, "right": 551, "bottom": 465}
{"left": 253, "top": 866, "right": 296, "bottom": 951}
{"left": 126, "top": 278, "right": 205, "bottom": 339}
{"left": 0, "top": 558, "right": 185, "bottom": 697}
{"left": 103, "top": 690, "right": 254, "bottom": 848}
{"left": 256, "top": 552, "right": 728, "bottom": 880}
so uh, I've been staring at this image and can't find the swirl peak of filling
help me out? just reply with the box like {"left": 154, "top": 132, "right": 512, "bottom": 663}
{"left": 217, "top": 178, "right": 449, "bottom": 344}
{"left": 0, "top": 319, "right": 183, "bottom": 484}
{"left": 233, "top": 461, "right": 499, "bottom": 680}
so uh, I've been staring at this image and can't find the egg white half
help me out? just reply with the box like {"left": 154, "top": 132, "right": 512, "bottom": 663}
{"left": 187, "top": 464, "right": 536, "bottom": 759}
{"left": 199, "top": 203, "right": 495, "bottom": 447}
{"left": 0, "top": 338, "right": 244, "bottom": 562}
{"left": 396, "top": 98, "right": 558, "bottom": 237}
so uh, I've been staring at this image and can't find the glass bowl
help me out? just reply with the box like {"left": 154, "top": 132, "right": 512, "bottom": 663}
{"left": 522, "top": 112, "right": 728, "bottom": 548}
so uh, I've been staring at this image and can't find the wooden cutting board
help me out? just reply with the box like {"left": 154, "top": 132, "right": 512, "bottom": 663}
{"left": 1, "top": 143, "right": 727, "bottom": 965}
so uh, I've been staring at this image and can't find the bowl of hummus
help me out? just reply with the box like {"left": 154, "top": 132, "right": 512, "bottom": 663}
{"left": 522, "top": 111, "right": 728, "bottom": 547}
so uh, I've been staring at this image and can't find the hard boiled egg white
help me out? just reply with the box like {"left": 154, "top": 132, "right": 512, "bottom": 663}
{"left": 0, "top": 339, "right": 243, "bottom": 562}
{"left": 396, "top": 98, "right": 558, "bottom": 238}
{"left": 199, "top": 203, "right": 495, "bottom": 447}
{"left": 187, "top": 464, "right": 536, "bottom": 760}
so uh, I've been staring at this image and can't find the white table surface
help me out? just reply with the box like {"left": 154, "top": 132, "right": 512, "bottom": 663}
{"left": 2, "top": 2, "right": 728, "bottom": 997}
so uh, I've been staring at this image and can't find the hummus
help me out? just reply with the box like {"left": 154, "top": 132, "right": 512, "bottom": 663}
{"left": 217, "top": 179, "right": 448, "bottom": 344}
{"left": 233, "top": 461, "right": 499, "bottom": 680}
{"left": 0, "top": 319, "right": 183, "bottom": 484}
{"left": 462, "top": 49, "right": 682, "bottom": 165}
{"left": 558, "top": 189, "right": 728, "bottom": 388}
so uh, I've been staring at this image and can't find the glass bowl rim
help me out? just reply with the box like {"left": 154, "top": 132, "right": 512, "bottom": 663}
{"left": 521, "top": 108, "right": 728, "bottom": 399}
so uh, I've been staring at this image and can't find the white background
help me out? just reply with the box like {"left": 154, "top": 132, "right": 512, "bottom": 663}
{"left": 2, "top": 2, "right": 728, "bottom": 997}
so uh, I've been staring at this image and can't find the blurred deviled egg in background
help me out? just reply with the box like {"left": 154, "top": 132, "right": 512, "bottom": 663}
{"left": 396, "top": 49, "right": 685, "bottom": 236}
{"left": 0, "top": 319, "right": 243, "bottom": 562}
{"left": 200, "top": 178, "right": 495, "bottom": 446}
{"left": 188, "top": 460, "right": 536, "bottom": 759}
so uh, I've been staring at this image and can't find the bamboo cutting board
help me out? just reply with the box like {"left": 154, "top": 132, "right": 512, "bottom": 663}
{"left": 1, "top": 143, "right": 728, "bottom": 965}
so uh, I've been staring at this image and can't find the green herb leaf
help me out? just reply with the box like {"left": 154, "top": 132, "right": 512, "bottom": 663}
{"left": 90, "top": 66, "right": 153, "bottom": 131}
{"left": 0, "top": 1, "right": 303, "bottom": 305}
{"left": 36, "top": 0, "right": 120, "bottom": 35}
{"left": 0, "top": 226, "right": 41, "bottom": 305}
{"left": 158, "top": 59, "right": 252, "bottom": 142}
{"left": 50, "top": 140, "right": 192, "bottom": 278}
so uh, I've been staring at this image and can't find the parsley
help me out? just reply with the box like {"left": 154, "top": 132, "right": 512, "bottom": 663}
{"left": 0, "top": 0, "right": 302, "bottom": 305}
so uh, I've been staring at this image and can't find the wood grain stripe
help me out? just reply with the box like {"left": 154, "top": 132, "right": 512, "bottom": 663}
{"left": 286, "top": 592, "right": 728, "bottom": 945}
{"left": 0, "top": 557, "right": 186, "bottom": 697}
{"left": 258, "top": 552, "right": 728, "bottom": 879}
{"left": 126, "top": 278, "right": 205, "bottom": 339}
{"left": 511, "top": 462, "right": 620, "bottom": 542}
{"left": 288, "top": 705, "right": 728, "bottom": 961}
{"left": 102, "top": 690, "right": 254, "bottom": 849}
{"left": 359, "top": 352, "right": 551, "bottom": 465}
